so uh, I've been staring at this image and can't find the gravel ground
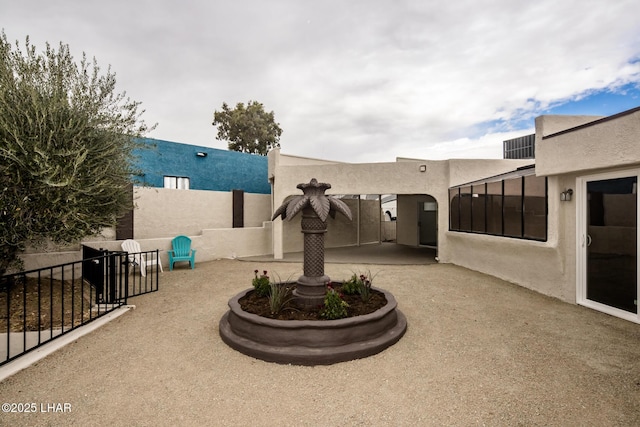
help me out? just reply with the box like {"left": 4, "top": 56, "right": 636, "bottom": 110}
{"left": 0, "top": 259, "right": 639, "bottom": 426}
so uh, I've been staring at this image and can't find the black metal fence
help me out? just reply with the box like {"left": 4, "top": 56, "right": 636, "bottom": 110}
{"left": 1, "top": 247, "right": 160, "bottom": 366}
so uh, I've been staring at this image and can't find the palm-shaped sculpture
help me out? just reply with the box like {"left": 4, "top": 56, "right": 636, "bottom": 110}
{"left": 272, "top": 178, "right": 352, "bottom": 307}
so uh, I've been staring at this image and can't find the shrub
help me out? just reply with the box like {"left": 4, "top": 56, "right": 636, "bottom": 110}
{"left": 0, "top": 33, "right": 154, "bottom": 276}
{"left": 268, "top": 276, "right": 293, "bottom": 315}
{"left": 357, "top": 273, "right": 373, "bottom": 303}
{"left": 320, "top": 285, "right": 349, "bottom": 320}
{"left": 252, "top": 270, "right": 271, "bottom": 297}
{"left": 341, "top": 270, "right": 377, "bottom": 302}
{"left": 341, "top": 275, "right": 360, "bottom": 295}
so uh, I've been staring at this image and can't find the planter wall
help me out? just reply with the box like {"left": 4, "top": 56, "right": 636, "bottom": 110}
{"left": 219, "top": 287, "right": 407, "bottom": 365}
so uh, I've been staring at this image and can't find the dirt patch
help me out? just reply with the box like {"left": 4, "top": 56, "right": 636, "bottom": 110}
{"left": 239, "top": 283, "right": 387, "bottom": 320}
{"left": 0, "top": 276, "right": 93, "bottom": 332}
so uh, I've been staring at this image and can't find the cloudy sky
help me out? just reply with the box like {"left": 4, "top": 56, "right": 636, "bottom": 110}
{"left": 3, "top": 0, "right": 640, "bottom": 162}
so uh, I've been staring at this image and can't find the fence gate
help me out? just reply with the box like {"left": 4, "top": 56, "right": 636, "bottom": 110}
{"left": 82, "top": 245, "right": 159, "bottom": 302}
{"left": 1, "top": 248, "right": 160, "bottom": 367}
{"left": 82, "top": 245, "right": 108, "bottom": 303}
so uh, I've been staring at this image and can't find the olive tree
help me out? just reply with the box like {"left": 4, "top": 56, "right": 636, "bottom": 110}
{"left": 0, "top": 32, "right": 154, "bottom": 275}
{"left": 212, "top": 100, "right": 282, "bottom": 155}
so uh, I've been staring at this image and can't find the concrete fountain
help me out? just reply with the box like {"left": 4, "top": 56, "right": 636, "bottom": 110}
{"left": 218, "top": 179, "right": 407, "bottom": 365}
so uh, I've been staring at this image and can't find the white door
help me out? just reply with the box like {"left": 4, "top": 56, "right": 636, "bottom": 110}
{"left": 576, "top": 169, "right": 639, "bottom": 323}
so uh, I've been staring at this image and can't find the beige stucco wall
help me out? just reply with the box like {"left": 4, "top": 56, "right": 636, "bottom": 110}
{"left": 273, "top": 152, "right": 344, "bottom": 167}
{"left": 243, "top": 192, "right": 273, "bottom": 226}
{"left": 133, "top": 187, "right": 271, "bottom": 239}
{"left": 535, "top": 110, "right": 640, "bottom": 176}
{"left": 20, "top": 250, "right": 85, "bottom": 272}
{"left": 269, "top": 149, "right": 532, "bottom": 259}
{"left": 268, "top": 146, "right": 602, "bottom": 304}
{"left": 281, "top": 205, "right": 358, "bottom": 254}
{"left": 270, "top": 154, "right": 530, "bottom": 211}
{"left": 444, "top": 174, "right": 578, "bottom": 302}
{"left": 445, "top": 232, "right": 572, "bottom": 299}
{"left": 19, "top": 228, "right": 118, "bottom": 271}
{"left": 358, "top": 199, "right": 382, "bottom": 244}
{"left": 19, "top": 188, "right": 272, "bottom": 271}
{"left": 271, "top": 160, "right": 444, "bottom": 258}
{"left": 198, "top": 224, "right": 273, "bottom": 260}
{"left": 445, "top": 107, "right": 640, "bottom": 305}
{"left": 280, "top": 197, "right": 382, "bottom": 253}
{"left": 268, "top": 149, "right": 342, "bottom": 180}
{"left": 382, "top": 221, "right": 396, "bottom": 241}
{"left": 20, "top": 223, "right": 274, "bottom": 272}
{"left": 21, "top": 110, "right": 637, "bottom": 310}
{"left": 510, "top": 109, "right": 640, "bottom": 303}
{"left": 536, "top": 115, "right": 604, "bottom": 138}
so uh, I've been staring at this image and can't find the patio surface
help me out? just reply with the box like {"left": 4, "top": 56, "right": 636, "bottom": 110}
{"left": 0, "top": 256, "right": 639, "bottom": 426}
{"left": 240, "top": 242, "right": 438, "bottom": 265}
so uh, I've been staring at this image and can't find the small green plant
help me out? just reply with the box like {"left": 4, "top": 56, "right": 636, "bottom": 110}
{"left": 267, "top": 275, "right": 294, "bottom": 315}
{"left": 341, "top": 274, "right": 360, "bottom": 295}
{"left": 341, "top": 270, "right": 378, "bottom": 302}
{"left": 320, "top": 284, "right": 349, "bottom": 320}
{"left": 357, "top": 273, "right": 373, "bottom": 303}
{"left": 252, "top": 270, "right": 271, "bottom": 297}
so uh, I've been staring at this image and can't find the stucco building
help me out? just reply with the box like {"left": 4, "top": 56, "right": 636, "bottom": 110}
{"left": 269, "top": 106, "right": 640, "bottom": 324}
{"left": 20, "top": 108, "right": 639, "bottom": 325}
{"left": 133, "top": 138, "right": 270, "bottom": 194}
{"left": 121, "top": 138, "right": 272, "bottom": 240}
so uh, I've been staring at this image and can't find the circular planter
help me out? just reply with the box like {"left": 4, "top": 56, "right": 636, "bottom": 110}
{"left": 219, "top": 287, "right": 407, "bottom": 365}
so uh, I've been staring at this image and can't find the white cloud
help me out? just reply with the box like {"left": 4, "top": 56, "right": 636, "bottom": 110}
{"left": 3, "top": 0, "right": 640, "bottom": 162}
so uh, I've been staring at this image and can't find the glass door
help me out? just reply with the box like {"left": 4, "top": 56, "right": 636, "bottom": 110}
{"left": 578, "top": 170, "right": 638, "bottom": 321}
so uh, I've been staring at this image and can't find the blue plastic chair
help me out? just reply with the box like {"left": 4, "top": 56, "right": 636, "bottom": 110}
{"left": 168, "top": 235, "right": 196, "bottom": 270}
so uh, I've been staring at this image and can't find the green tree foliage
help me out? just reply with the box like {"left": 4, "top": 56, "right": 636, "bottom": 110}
{"left": 212, "top": 100, "right": 282, "bottom": 155}
{"left": 0, "top": 32, "right": 153, "bottom": 275}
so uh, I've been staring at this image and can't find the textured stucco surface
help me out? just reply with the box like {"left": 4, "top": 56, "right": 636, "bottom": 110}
{"left": 133, "top": 187, "right": 271, "bottom": 239}
{"left": 135, "top": 138, "right": 271, "bottom": 194}
{"left": 269, "top": 149, "right": 530, "bottom": 260}
{"left": 269, "top": 108, "right": 640, "bottom": 312}
{"left": 535, "top": 111, "right": 640, "bottom": 176}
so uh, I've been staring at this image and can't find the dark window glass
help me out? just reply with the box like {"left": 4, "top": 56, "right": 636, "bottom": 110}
{"left": 459, "top": 186, "right": 472, "bottom": 231}
{"left": 504, "top": 177, "right": 523, "bottom": 237}
{"left": 449, "top": 174, "right": 546, "bottom": 241}
{"left": 486, "top": 181, "right": 502, "bottom": 235}
{"left": 523, "top": 175, "right": 547, "bottom": 239}
{"left": 471, "top": 184, "right": 486, "bottom": 232}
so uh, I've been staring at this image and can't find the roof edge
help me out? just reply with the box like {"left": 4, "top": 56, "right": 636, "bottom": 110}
{"left": 542, "top": 105, "right": 640, "bottom": 140}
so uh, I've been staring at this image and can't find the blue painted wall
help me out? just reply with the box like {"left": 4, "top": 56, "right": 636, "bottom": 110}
{"left": 133, "top": 138, "right": 270, "bottom": 194}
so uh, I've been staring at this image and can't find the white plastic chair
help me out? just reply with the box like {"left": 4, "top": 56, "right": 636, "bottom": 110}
{"left": 121, "top": 239, "right": 163, "bottom": 277}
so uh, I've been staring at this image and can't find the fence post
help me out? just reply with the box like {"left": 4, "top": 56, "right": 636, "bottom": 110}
{"left": 1, "top": 250, "right": 155, "bottom": 367}
{"left": 107, "top": 251, "right": 116, "bottom": 304}
{"left": 3, "top": 276, "right": 11, "bottom": 364}
{"left": 123, "top": 252, "right": 129, "bottom": 305}
{"left": 154, "top": 249, "right": 160, "bottom": 292}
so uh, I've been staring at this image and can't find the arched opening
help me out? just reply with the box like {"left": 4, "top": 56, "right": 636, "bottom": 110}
{"left": 269, "top": 193, "right": 437, "bottom": 264}
{"left": 394, "top": 194, "right": 438, "bottom": 249}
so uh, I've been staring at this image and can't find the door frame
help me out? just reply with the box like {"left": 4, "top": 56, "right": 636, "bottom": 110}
{"left": 576, "top": 168, "right": 639, "bottom": 323}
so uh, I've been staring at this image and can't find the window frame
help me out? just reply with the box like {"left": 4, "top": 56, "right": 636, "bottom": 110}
{"left": 448, "top": 167, "right": 547, "bottom": 242}
{"left": 163, "top": 175, "right": 190, "bottom": 190}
